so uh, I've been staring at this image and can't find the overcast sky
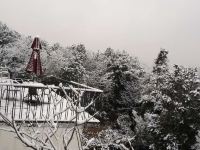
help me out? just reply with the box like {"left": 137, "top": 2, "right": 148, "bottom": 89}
{"left": 0, "top": 0, "right": 200, "bottom": 67}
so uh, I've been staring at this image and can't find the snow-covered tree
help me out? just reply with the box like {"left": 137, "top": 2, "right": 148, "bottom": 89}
{"left": 141, "top": 49, "right": 170, "bottom": 115}
{"left": 140, "top": 49, "right": 171, "bottom": 149}
{"left": 0, "top": 21, "right": 20, "bottom": 48}
{"left": 44, "top": 43, "right": 69, "bottom": 77}
{"left": 0, "top": 22, "right": 21, "bottom": 66}
{"left": 90, "top": 49, "right": 144, "bottom": 123}
{"left": 156, "top": 65, "right": 200, "bottom": 150}
{"left": 107, "top": 51, "right": 142, "bottom": 110}
{"left": 60, "top": 44, "right": 87, "bottom": 83}
{"left": 144, "top": 63, "right": 200, "bottom": 149}
{"left": 153, "top": 48, "right": 168, "bottom": 75}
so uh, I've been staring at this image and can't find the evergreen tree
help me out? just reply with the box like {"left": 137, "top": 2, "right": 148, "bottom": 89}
{"left": 144, "top": 49, "right": 200, "bottom": 149}
{"left": 156, "top": 66, "right": 200, "bottom": 150}
{"left": 104, "top": 50, "right": 143, "bottom": 120}
{"left": 141, "top": 48, "right": 170, "bottom": 116}
{"left": 153, "top": 48, "right": 169, "bottom": 75}
{"left": 140, "top": 49, "right": 171, "bottom": 149}
{"left": 153, "top": 48, "right": 169, "bottom": 90}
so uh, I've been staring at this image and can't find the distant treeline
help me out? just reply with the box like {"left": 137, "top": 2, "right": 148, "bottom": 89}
{"left": 1, "top": 21, "right": 200, "bottom": 150}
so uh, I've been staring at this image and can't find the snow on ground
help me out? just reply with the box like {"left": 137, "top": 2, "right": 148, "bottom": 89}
{"left": 0, "top": 79, "right": 99, "bottom": 123}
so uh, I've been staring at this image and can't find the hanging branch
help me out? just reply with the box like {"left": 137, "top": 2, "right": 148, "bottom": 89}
{"left": 0, "top": 82, "right": 102, "bottom": 150}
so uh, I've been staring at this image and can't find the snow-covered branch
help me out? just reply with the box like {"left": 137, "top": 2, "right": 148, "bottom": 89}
{"left": 0, "top": 82, "right": 100, "bottom": 150}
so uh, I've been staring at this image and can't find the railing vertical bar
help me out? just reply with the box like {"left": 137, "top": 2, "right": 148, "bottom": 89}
{"left": 5, "top": 86, "right": 9, "bottom": 115}
{"left": 20, "top": 87, "right": 24, "bottom": 119}
{"left": 0, "top": 85, "right": 3, "bottom": 108}
{"left": 40, "top": 88, "right": 44, "bottom": 120}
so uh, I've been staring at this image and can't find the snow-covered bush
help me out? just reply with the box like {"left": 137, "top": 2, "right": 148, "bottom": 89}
{"left": 141, "top": 48, "right": 200, "bottom": 149}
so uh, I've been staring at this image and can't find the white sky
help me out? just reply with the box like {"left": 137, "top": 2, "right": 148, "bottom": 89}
{"left": 0, "top": 0, "right": 200, "bottom": 67}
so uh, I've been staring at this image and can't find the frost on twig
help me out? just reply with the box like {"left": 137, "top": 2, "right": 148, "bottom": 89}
{"left": 0, "top": 82, "right": 101, "bottom": 150}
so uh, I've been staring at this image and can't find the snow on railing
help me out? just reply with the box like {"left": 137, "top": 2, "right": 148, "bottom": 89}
{"left": 0, "top": 81, "right": 103, "bottom": 150}
{"left": 0, "top": 82, "right": 102, "bottom": 123}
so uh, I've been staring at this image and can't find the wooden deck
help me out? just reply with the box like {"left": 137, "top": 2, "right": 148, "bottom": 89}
{"left": 0, "top": 82, "right": 100, "bottom": 123}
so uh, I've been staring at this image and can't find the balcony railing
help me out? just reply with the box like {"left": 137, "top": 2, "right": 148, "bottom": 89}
{"left": 0, "top": 81, "right": 102, "bottom": 123}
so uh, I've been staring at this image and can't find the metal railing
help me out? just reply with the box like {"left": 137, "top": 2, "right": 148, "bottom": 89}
{"left": 0, "top": 82, "right": 102, "bottom": 123}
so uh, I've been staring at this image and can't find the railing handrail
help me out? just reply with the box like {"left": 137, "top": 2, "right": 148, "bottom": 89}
{"left": 0, "top": 82, "right": 103, "bottom": 93}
